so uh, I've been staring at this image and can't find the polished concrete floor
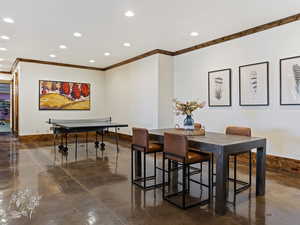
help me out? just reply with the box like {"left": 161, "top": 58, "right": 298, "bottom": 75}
{"left": 0, "top": 134, "right": 300, "bottom": 225}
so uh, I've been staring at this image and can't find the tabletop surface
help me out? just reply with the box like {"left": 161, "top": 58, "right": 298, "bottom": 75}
{"left": 52, "top": 121, "right": 128, "bottom": 129}
{"left": 149, "top": 128, "right": 265, "bottom": 146}
{"left": 48, "top": 118, "right": 128, "bottom": 129}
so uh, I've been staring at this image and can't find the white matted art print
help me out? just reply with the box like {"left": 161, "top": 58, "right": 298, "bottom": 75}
{"left": 239, "top": 62, "right": 269, "bottom": 106}
{"left": 280, "top": 56, "right": 300, "bottom": 105}
{"left": 208, "top": 69, "right": 231, "bottom": 107}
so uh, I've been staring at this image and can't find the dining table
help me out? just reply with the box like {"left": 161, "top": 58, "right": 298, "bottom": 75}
{"left": 134, "top": 128, "right": 267, "bottom": 215}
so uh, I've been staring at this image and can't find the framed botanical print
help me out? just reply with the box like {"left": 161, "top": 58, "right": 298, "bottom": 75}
{"left": 280, "top": 56, "right": 300, "bottom": 105}
{"left": 208, "top": 68, "right": 232, "bottom": 107}
{"left": 239, "top": 62, "right": 269, "bottom": 106}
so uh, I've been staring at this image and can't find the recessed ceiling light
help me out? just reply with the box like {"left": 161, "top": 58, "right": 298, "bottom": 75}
{"left": 125, "top": 11, "right": 135, "bottom": 17}
{"left": 59, "top": 45, "right": 67, "bottom": 49}
{"left": 73, "top": 32, "right": 82, "bottom": 37}
{"left": 123, "top": 42, "right": 131, "bottom": 47}
{"left": 49, "top": 54, "right": 56, "bottom": 58}
{"left": 89, "top": 59, "right": 95, "bottom": 63}
{"left": 3, "top": 17, "right": 14, "bottom": 24}
{"left": 1, "top": 35, "right": 10, "bottom": 40}
{"left": 190, "top": 32, "right": 199, "bottom": 37}
{"left": 104, "top": 52, "right": 111, "bottom": 56}
{"left": 0, "top": 47, "right": 7, "bottom": 51}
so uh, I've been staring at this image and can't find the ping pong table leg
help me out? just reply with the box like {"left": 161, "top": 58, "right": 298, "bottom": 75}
{"left": 95, "top": 132, "right": 99, "bottom": 158}
{"left": 58, "top": 134, "right": 64, "bottom": 152}
{"left": 63, "top": 133, "right": 69, "bottom": 159}
{"left": 75, "top": 134, "right": 78, "bottom": 160}
{"left": 115, "top": 127, "right": 119, "bottom": 152}
{"left": 86, "top": 132, "right": 89, "bottom": 157}
{"left": 53, "top": 134, "right": 57, "bottom": 161}
{"left": 100, "top": 130, "right": 105, "bottom": 151}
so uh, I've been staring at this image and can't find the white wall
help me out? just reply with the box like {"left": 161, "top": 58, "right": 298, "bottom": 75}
{"left": 158, "top": 54, "right": 174, "bottom": 128}
{"left": 174, "top": 20, "right": 300, "bottom": 160}
{"left": 104, "top": 55, "right": 160, "bottom": 135}
{"left": 18, "top": 62, "right": 106, "bottom": 135}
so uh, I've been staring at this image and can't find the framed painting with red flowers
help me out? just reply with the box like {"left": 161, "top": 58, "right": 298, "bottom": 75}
{"left": 39, "top": 80, "right": 90, "bottom": 110}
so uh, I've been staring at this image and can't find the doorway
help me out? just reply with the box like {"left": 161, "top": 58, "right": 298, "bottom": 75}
{"left": 0, "top": 82, "right": 11, "bottom": 133}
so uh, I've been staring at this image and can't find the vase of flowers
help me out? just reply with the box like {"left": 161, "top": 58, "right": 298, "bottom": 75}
{"left": 173, "top": 99, "right": 205, "bottom": 130}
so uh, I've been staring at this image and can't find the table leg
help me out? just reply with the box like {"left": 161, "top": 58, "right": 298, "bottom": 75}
{"left": 75, "top": 134, "right": 78, "bottom": 160}
{"left": 135, "top": 151, "right": 142, "bottom": 178}
{"left": 53, "top": 134, "right": 57, "bottom": 161}
{"left": 100, "top": 130, "right": 105, "bottom": 151}
{"left": 64, "top": 133, "right": 68, "bottom": 160}
{"left": 95, "top": 132, "right": 98, "bottom": 158}
{"left": 256, "top": 141, "right": 266, "bottom": 196}
{"left": 58, "top": 134, "right": 64, "bottom": 152}
{"left": 115, "top": 127, "right": 119, "bottom": 152}
{"left": 86, "top": 132, "right": 88, "bottom": 156}
{"left": 215, "top": 148, "right": 229, "bottom": 215}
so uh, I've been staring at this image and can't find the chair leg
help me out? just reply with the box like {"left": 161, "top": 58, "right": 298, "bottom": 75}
{"left": 168, "top": 159, "right": 171, "bottom": 186}
{"left": 228, "top": 156, "right": 230, "bottom": 179}
{"left": 211, "top": 155, "right": 215, "bottom": 188}
{"left": 162, "top": 153, "right": 165, "bottom": 199}
{"left": 131, "top": 148, "right": 134, "bottom": 183}
{"left": 188, "top": 165, "right": 190, "bottom": 193}
{"left": 200, "top": 162, "right": 203, "bottom": 191}
{"left": 144, "top": 152, "right": 146, "bottom": 189}
{"left": 249, "top": 151, "right": 252, "bottom": 185}
{"left": 182, "top": 163, "right": 186, "bottom": 209}
{"left": 154, "top": 152, "right": 157, "bottom": 187}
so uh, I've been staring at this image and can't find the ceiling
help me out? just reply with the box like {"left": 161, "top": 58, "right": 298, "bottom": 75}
{"left": 0, "top": 0, "right": 300, "bottom": 71}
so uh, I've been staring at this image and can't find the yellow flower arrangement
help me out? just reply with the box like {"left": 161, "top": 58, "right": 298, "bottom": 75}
{"left": 173, "top": 99, "right": 206, "bottom": 116}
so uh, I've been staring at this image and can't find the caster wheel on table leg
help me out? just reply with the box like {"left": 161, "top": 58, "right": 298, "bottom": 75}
{"left": 63, "top": 147, "right": 68, "bottom": 154}
{"left": 95, "top": 141, "right": 99, "bottom": 149}
{"left": 58, "top": 145, "right": 64, "bottom": 152}
{"left": 100, "top": 143, "right": 105, "bottom": 151}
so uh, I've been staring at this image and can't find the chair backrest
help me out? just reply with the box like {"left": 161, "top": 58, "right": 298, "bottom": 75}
{"left": 132, "top": 128, "right": 149, "bottom": 151}
{"left": 194, "top": 123, "right": 202, "bottom": 129}
{"left": 164, "top": 132, "right": 188, "bottom": 160}
{"left": 226, "top": 126, "right": 251, "bottom": 137}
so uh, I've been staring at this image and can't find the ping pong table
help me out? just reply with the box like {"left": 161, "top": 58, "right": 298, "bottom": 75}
{"left": 48, "top": 117, "right": 128, "bottom": 159}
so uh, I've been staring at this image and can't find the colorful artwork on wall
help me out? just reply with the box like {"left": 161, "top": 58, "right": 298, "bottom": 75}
{"left": 39, "top": 80, "right": 90, "bottom": 110}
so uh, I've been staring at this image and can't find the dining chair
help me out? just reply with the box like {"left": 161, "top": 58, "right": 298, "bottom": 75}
{"left": 162, "top": 132, "right": 211, "bottom": 209}
{"left": 131, "top": 128, "right": 163, "bottom": 190}
{"left": 226, "top": 126, "right": 252, "bottom": 204}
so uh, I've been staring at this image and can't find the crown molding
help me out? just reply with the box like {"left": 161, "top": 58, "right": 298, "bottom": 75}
{"left": 103, "top": 49, "right": 174, "bottom": 71}
{"left": 8, "top": 13, "right": 300, "bottom": 73}
{"left": 105, "top": 13, "right": 300, "bottom": 69}
{"left": 173, "top": 13, "right": 300, "bottom": 55}
{"left": 0, "top": 71, "right": 11, "bottom": 74}
{"left": 10, "top": 58, "right": 20, "bottom": 74}
{"left": 11, "top": 58, "right": 105, "bottom": 73}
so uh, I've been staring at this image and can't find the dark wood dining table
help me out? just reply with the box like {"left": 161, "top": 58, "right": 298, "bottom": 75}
{"left": 135, "top": 128, "right": 267, "bottom": 215}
